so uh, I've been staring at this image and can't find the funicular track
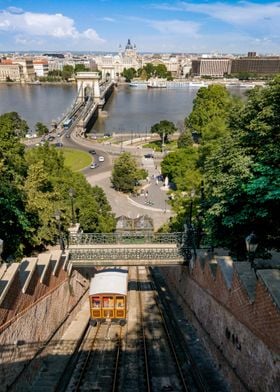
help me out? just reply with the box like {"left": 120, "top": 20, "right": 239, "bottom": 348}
{"left": 136, "top": 267, "right": 191, "bottom": 391}
{"left": 58, "top": 267, "right": 220, "bottom": 392}
{"left": 62, "top": 322, "right": 123, "bottom": 392}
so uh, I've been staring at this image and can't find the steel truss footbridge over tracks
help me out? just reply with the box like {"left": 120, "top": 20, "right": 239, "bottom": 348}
{"left": 68, "top": 231, "right": 196, "bottom": 267}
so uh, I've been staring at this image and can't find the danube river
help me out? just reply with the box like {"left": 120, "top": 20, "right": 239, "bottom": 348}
{"left": 0, "top": 83, "right": 244, "bottom": 132}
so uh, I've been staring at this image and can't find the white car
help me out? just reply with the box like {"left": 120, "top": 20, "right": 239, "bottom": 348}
{"left": 98, "top": 156, "right": 105, "bottom": 162}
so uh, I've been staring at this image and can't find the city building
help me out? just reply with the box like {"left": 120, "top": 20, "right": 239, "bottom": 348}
{"left": 95, "top": 39, "right": 142, "bottom": 80}
{"left": 0, "top": 61, "right": 23, "bottom": 82}
{"left": 33, "top": 60, "right": 49, "bottom": 77}
{"left": 0, "top": 58, "right": 35, "bottom": 82}
{"left": 231, "top": 55, "right": 280, "bottom": 75}
{"left": 191, "top": 58, "right": 231, "bottom": 77}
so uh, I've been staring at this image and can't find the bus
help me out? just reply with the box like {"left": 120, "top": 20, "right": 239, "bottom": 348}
{"left": 63, "top": 118, "right": 73, "bottom": 129}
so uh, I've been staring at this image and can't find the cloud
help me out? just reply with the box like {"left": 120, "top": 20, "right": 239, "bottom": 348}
{"left": 0, "top": 8, "right": 105, "bottom": 44}
{"left": 102, "top": 17, "right": 116, "bottom": 22}
{"left": 128, "top": 16, "right": 200, "bottom": 36}
{"left": 153, "top": 1, "right": 280, "bottom": 27}
{"left": 149, "top": 19, "right": 199, "bottom": 35}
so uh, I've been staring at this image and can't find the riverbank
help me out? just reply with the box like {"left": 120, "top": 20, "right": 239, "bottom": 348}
{"left": 0, "top": 81, "right": 75, "bottom": 86}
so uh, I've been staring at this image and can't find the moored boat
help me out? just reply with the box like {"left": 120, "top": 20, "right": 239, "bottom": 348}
{"left": 147, "top": 78, "right": 167, "bottom": 88}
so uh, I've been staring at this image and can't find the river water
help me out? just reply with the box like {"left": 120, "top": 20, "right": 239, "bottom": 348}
{"left": 0, "top": 84, "right": 76, "bottom": 130}
{"left": 0, "top": 83, "right": 245, "bottom": 132}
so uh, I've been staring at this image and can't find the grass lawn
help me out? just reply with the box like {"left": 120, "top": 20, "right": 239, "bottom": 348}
{"left": 61, "top": 148, "right": 92, "bottom": 171}
{"left": 143, "top": 140, "right": 178, "bottom": 152}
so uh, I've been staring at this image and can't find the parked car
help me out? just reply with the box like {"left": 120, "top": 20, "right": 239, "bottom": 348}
{"left": 98, "top": 155, "right": 105, "bottom": 162}
{"left": 103, "top": 132, "right": 111, "bottom": 138}
{"left": 55, "top": 142, "right": 63, "bottom": 147}
{"left": 144, "top": 153, "right": 154, "bottom": 159}
{"left": 25, "top": 133, "right": 37, "bottom": 139}
{"left": 89, "top": 150, "right": 97, "bottom": 155}
{"left": 47, "top": 135, "right": 55, "bottom": 141}
{"left": 90, "top": 163, "right": 98, "bottom": 169}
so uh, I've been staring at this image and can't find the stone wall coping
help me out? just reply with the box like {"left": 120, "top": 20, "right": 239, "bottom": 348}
{"left": 0, "top": 263, "right": 8, "bottom": 279}
{"left": 22, "top": 258, "right": 38, "bottom": 294}
{"left": 37, "top": 253, "right": 52, "bottom": 284}
{"left": 62, "top": 250, "right": 70, "bottom": 271}
{"left": 215, "top": 256, "right": 234, "bottom": 289}
{"left": 0, "top": 263, "right": 20, "bottom": 306}
{"left": 257, "top": 269, "right": 280, "bottom": 309}
{"left": 52, "top": 250, "right": 63, "bottom": 276}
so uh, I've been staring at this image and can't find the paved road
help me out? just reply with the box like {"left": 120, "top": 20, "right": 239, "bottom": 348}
{"left": 28, "top": 129, "right": 173, "bottom": 231}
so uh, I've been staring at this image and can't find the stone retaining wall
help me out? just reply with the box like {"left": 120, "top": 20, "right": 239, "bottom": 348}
{"left": 160, "top": 265, "right": 280, "bottom": 391}
{"left": 0, "top": 270, "right": 89, "bottom": 390}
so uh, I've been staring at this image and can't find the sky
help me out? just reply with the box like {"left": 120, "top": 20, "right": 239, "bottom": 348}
{"left": 0, "top": 0, "right": 280, "bottom": 54}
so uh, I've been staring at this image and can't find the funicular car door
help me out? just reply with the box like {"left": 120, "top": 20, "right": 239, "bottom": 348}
{"left": 115, "top": 296, "right": 125, "bottom": 318}
{"left": 102, "top": 295, "right": 114, "bottom": 318}
{"left": 91, "top": 296, "right": 101, "bottom": 318}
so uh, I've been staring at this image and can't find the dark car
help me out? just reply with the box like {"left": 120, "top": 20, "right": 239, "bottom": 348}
{"left": 47, "top": 135, "right": 55, "bottom": 141}
{"left": 144, "top": 153, "right": 154, "bottom": 159}
{"left": 55, "top": 142, "right": 63, "bottom": 147}
{"left": 89, "top": 150, "right": 97, "bottom": 155}
{"left": 103, "top": 132, "right": 112, "bottom": 138}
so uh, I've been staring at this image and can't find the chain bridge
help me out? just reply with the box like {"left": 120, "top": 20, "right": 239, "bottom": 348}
{"left": 58, "top": 72, "right": 115, "bottom": 136}
{"left": 67, "top": 231, "right": 197, "bottom": 268}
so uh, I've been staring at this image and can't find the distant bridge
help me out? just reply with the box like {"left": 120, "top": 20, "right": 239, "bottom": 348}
{"left": 68, "top": 232, "right": 196, "bottom": 267}
{"left": 58, "top": 72, "right": 115, "bottom": 136}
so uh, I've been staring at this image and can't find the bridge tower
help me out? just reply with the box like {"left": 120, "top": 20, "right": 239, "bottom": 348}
{"left": 76, "top": 72, "right": 101, "bottom": 104}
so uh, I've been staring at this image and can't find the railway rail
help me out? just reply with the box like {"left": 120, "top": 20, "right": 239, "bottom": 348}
{"left": 54, "top": 267, "right": 226, "bottom": 392}
{"left": 63, "top": 323, "right": 123, "bottom": 391}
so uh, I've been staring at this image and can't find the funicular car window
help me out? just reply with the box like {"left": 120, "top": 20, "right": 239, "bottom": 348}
{"left": 92, "top": 297, "right": 100, "bottom": 308}
{"left": 103, "top": 296, "right": 114, "bottom": 308}
{"left": 116, "top": 296, "right": 124, "bottom": 307}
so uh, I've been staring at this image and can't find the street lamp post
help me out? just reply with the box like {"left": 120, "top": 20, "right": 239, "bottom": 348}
{"left": 54, "top": 210, "right": 65, "bottom": 251}
{"left": 68, "top": 188, "right": 76, "bottom": 225}
{"left": 245, "top": 232, "right": 258, "bottom": 270}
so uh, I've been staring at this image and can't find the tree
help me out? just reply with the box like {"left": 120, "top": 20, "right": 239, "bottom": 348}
{"left": 122, "top": 67, "right": 137, "bottom": 82}
{"left": 203, "top": 78, "right": 280, "bottom": 256}
{"left": 150, "top": 120, "right": 177, "bottom": 144}
{"left": 0, "top": 112, "right": 31, "bottom": 258}
{"left": 111, "top": 152, "right": 147, "bottom": 193}
{"left": 143, "top": 63, "right": 155, "bottom": 80}
{"left": 62, "top": 65, "right": 74, "bottom": 80}
{"left": 0, "top": 111, "right": 29, "bottom": 138}
{"left": 25, "top": 144, "right": 116, "bottom": 241}
{"left": 185, "top": 84, "right": 233, "bottom": 138}
{"left": 74, "top": 64, "right": 89, "bottom": 73}
{"left": 177, "top": 129, "right": 193, "bottom": 148}
{"left": 35, "top": 122, "right": 49, "bottom": 136}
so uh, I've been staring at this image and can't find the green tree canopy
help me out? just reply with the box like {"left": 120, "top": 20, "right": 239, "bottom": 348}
{"left": 177, "top": 129, "right": 193, "bottom": 148}
{"left": 185, "top": 84, "right": 233, "bottom": 137}
{"left": 203, "top": 79, "right": 280, "bottom": 256}
{"left": 151, "top": 120, "right": 177, "bottom": 144}
{"left": 35, "top": 122, "right": 49, "bottom": 137}
{"left": 122, "top": 67, "right": 137, "bottom": 82}
{"left": 111, "top": 152, "right": 147, "bottom": 193}
{"left": 62, "top": 65, "right": 74, "bottom": 80}
{"left": 74, "top": 63, "right": 90, "bottom": 73}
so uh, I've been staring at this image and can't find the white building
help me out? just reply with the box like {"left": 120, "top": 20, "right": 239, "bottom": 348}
{"left": 0, "top": 58, "right": 35, "bottom": 82}
{"left": 95, "top": 39, "right": 142, "bottom": 80}
{"left": 0, "top": 63, "right": 23, "bottom": 82}
{"left": 33, "top": 60, "right": 49, "bottom": 77}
